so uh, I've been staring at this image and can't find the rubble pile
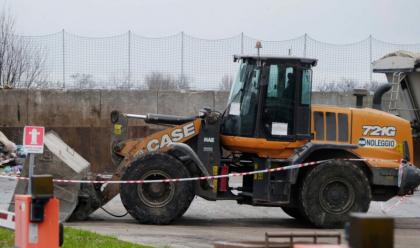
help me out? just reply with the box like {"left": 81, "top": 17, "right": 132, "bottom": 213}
{"left": 0, "top": 131, "right": 24, "bottom": 176}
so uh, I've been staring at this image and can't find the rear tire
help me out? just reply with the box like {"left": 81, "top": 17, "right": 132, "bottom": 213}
{"left": 300, "top": 160, "right": 371, "bottom": 228}
{"left": 120, "top": 153, "right": 195, "bottom": 224}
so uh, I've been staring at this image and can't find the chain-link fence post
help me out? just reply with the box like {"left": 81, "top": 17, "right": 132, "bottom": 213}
{"left": 303, "top": 33, "right": 308, "bottom": 57}
{"left": 180, "top": 31, "right": 184, "bottom": 85}
{"left": 369, "top": 34, "right": 373, "bottom": 84}
{"left": 128, "top": 30, "right": 131, "bottom": 86}
{"left": 62, "top": 29, "right": 65, "bottom": 88}
{"left": 241, "top": 32, "right": 244, "bottom": 54}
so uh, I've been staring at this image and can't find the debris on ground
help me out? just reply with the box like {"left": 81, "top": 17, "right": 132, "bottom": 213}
{"left": 0, "top": 131, "right": 24, "bottom": 176}
{"left": 10, "top": 131, "right": 93, "bottom": 222}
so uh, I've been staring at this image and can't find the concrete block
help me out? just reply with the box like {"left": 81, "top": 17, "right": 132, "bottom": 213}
{"left": 0, "top": 89, "right": 28, "bottom": 127}
{"left": 214, "top": 91, "right": 229, "bottom": 112}
{"left": 312, "top": 92, "right": 373, "bottom": 108}
{"left": 27, "top": 89, "right": 101, "bottom": 127}
{"left": 100, "top": 90, "right": 158, "bottom": 126}
{"left": 157, "top": 90, "right": 214, "bottom": 116}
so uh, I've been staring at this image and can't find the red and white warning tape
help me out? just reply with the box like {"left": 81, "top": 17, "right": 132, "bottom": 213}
{"left": 0, "top": 158, "right": 413, "bottom": 223}
{"left": 0, "top": 158, "right": 403, "bottom": 184}
{"left": 0, "top": 209, "right": 15, "bottom": 230}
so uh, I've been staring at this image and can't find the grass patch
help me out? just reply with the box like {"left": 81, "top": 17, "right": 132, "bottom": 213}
{"left": 0, "top": 228, "right": 14, "bottom": 248}
{"left": 0, "top": 227, "right": 152, "bottom": 248}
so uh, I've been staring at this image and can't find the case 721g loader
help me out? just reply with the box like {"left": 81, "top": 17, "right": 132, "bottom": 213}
{"left": 83, "top": 53, "right": 420, "bottom": 228}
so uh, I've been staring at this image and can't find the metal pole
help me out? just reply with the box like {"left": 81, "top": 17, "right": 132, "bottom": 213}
{"left": 128, "top": 30, "right": 131, "bottom": 86}
{"left": 27, "top": 154, "right": 34, "bottom": 194}
{"left": 62, "top": 29, "right": 65, "bottom": 88}
{"left": 369, "top": 35, "right": 373, "bottom": 84}
{"left": 181, "top": 32, "right": 184, "bottom": 85}
{"left": 303, "top": 33, "right": 308, "bottom": 57}
{"left": 241, "top": 32, "right": 244, "bottom": 54}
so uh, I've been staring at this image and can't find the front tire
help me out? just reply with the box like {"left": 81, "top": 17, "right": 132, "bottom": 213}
{"left": 300, "top": 160, "right": 371, "bottom": 228}
{"left": 120, "top": 153, "right": 195, "bottom": 224}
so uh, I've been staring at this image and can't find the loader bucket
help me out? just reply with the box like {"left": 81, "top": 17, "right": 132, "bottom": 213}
{"left": 398, "top": 162, "right": 420, "bottom": 195}
{"left": 9, "top": 131, "right": 90, "bottom": 221}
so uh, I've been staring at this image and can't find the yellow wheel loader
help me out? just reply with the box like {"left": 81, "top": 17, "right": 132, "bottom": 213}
{"left": 74, "top": 52, "right": 420, "bottom": 228}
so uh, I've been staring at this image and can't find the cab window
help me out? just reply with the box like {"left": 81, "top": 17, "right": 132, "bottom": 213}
{"left": 264, "top": 65, "right": 295, "bottom": 136}
{"left": 301, "top": 69, "right": 312, "bottom": 105}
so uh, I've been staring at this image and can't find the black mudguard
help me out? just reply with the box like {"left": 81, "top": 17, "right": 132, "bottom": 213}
{"left": 288, "top": 142, "right": 358, "bottom": 184}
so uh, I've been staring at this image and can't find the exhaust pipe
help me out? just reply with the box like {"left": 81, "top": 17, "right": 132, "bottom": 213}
{"left": 353, "top": 89, "right": 368, "bottom": 108}
{"left": 372, "top": 84, "right": 392, "bottom": 110}
{"left": 398, "top": 162, "right": 420, "bottom": 195}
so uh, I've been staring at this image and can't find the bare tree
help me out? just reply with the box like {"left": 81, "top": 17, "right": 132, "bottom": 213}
{"left": 0, "top": 10, "right": 45, "bottom": 88}
{"left": 145, "top": 72, "right": 190, "bottom": 90}
{"left": 317, "top": 78, "right": 384, "bottom": 93}
{"left": 316, "top": 81, "right": 338, "bottom": 92}
{"left": 177, "top": 74, "right": 191, "bottom": 90}
{"left": 110, "top": 74, "right": 137, "bottom": 89}
{"left": 335, "top": 78, "right": 357, "bottom": 92}
{"left": 219, "top": 74, "right": 233, "bottom": 91}
{"left": 361, "top": 80, "right": 383, "bottom": 92}
{"left": 316, "top": 78, "right": 359, "bottom": 92}
{"left": 70, "top": 73, "right": 95, "bottom": 89}
{"left": 145, "top": 72, "right": 175, "bottom": 90}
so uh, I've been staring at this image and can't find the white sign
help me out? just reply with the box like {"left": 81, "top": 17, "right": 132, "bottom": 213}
{"left": 229, "top": 102, "right": 240, "bottom": 116}
{"left": 271, "top": 122, "right": 288, "bottom": 136}
{"left": 0, "top": 209, "right": 15, "bottom": 230}
{"left": 29, "top": 223, "right": 39, "bottom": 244}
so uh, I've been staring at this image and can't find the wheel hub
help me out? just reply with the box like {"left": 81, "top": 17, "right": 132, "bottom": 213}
{"left": 137, "top": 170, "right": 175, "bottom": 208}
{"left": 319, "top": 178, "right": 355, "bottom": 214}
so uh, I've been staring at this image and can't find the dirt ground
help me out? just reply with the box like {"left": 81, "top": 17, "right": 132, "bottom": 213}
{"left": 2, "top": 178, "right": 420, "bottom": 248}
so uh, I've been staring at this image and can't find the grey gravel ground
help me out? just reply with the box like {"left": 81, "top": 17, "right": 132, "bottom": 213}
{"left": 0, "top": 178, "right": 16, "bottom": 211}
{"left": 2, "top": 177, "right": 420, "bottom": 248}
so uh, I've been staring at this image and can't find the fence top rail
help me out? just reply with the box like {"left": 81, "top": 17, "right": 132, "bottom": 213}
{"left": 13, "top": 31, "right": 420, "bottom": 46}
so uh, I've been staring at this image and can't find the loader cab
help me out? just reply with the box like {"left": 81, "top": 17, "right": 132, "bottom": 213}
{"left": 222, "top": 55, "right": 317, "bottom": 143}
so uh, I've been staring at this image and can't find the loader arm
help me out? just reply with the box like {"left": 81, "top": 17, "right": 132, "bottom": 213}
{"left": 100, "top": 112, "right": 202, "bottom": 207}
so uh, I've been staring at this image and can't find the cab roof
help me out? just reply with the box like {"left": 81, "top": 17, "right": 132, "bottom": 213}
{"left": 233, "top": 54, "right": 318, "bottom": 66}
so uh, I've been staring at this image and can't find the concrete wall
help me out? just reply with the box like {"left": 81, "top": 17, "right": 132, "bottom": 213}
{"left": 312, "top": 92, "right": 372, "bottom": 107}
{"left": 1, "top": 89, "right": 373, "bottom": 173}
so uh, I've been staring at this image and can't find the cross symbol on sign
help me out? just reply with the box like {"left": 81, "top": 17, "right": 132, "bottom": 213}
{"left": 29, "top": 129, "right": 40, "bottom": 145}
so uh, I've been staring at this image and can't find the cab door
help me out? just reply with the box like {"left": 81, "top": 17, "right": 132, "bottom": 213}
{"left": 260, "top": 64, "right": 312, "bottom": 141}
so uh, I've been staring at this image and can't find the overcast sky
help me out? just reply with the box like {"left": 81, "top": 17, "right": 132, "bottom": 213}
{"left": 2, "top": 0, "right": 420, "bottom": 43}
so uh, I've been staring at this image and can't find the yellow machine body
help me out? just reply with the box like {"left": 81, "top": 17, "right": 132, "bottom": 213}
{"left": 222, "top": 104, "right": 412, "bottom": 170}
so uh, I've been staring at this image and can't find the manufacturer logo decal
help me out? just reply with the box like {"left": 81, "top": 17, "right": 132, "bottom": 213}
{"left": 362, "top": 125, "right": 396, "bottom": 136}
{"left": 204, "top": 137, "right": 215, "bottom": 143}
{"left": 358, "top": 137, "right": 396, "bottom": 148}
{"left": 146, "top": 122, "right": 196, "bottom": 152}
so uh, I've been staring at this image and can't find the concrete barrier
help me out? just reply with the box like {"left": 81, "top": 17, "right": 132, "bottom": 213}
{"left": 27, "top": 89, "right": 102, "bottom": 127}
{"left": 0, "top": 89, "right": 28, "bottom": 127}
{"left": 0, "top": 89, "right": 373, "bottom": 173}
{"left": 100, "top": 90, "right": 158, "bottom": 125}
{"left": 312, "top": 92, "right": 373, "bottom": 107}
{"left": 157, "top": 90, "right": 215, "bottom": 116}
